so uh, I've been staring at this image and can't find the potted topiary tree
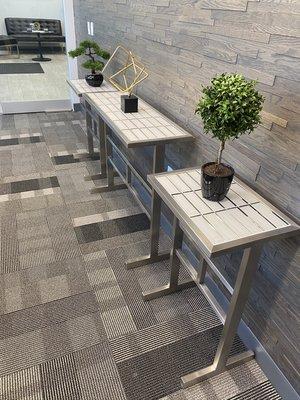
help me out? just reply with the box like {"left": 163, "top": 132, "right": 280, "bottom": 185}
{"left": 196, "top": 73, "right": 264, "bottom": 201}
{"left": 68, "top": 40, "right": 110, "bottom": 87}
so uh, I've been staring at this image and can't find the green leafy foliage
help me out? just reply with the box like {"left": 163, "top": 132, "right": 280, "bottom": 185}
{"left": 196, "top": 74, "right": 264, "bottom": 143}
{"left": 68, "top": 39, "right": 110, "bottom": 73}
{"left": 82, "top": 60, "right": 104, "bottom": 71}
{"left": 68, "top": 47, "right": 85, "bottom": 58}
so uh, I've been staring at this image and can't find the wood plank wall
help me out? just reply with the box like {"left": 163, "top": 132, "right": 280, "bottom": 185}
{"left": 73, "top": 0, "right": 300, "bottom": 392}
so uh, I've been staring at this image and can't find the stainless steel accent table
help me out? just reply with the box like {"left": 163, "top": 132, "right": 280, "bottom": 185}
{"left": 81, "top": 92, "right": 194, "bottom": 245}
{"left": 131, "top": 167, "right": 299, "bottom": 386}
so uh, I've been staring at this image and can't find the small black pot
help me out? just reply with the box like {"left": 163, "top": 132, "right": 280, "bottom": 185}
{"left": 85, "top": 73, "right": 103, "bottom": 87}
{"left": 121, "top": 94, "right": 138, "bottom": 113}
{"left": 201, "top": 162, "right": 234, "bottom": 202}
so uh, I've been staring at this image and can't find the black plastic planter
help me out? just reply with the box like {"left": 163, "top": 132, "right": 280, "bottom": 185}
{"left": 85, "top": 73, "right": 104, "bottom": 87}
{"left": 201, "top": 162, "right": 235, "bottom": 202}
{"left": 121, "top": 94, "right": 138, "bottom": 113}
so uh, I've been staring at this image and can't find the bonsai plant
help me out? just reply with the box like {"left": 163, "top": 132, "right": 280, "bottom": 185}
{"left": 196, "top": 73, "right": 264, "bottom": 201}
{"left": 68, "top": 40, "right": 110, "bottom": 87}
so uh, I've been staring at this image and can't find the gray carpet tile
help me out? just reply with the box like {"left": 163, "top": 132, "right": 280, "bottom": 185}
{"left": 0, "top": 312, "right": 106, "bottom": 376}
{"left": 101, "top": 305, "right": 137, "bottom": 339}
{"left": 0, "top": 258, "right": 91, "bottom": 314}
{"left": 85, "top": 255, "right": 129, "bottom": 313}
{"left": 1, "top": 170, "right": 54, "bottom": 184}
{"left": 0, "top": 365, "right": 43, "bottom": 400}
{"left": 182, "top": 286, "right": 212, "bottom": 311}
{"left": 0, "top": 214, "right": 20, "bottom": 274}
{"left": 94, "top": 285, "right": 128, "bottom": 313}
{"left": 19, "top": 248, "right": 56, "bottom": 270}
{"left": 0, "top": 329, "right": 46, "bottom": 376}
{"left": 229, "top": 381, "right": 281, "bottom": 399}
{"left": 0, "top": 111, "right": 282, "bottom": 400}
{"left": 18, "top": 236, "right": 53, "bottom": 253}
{"left": 75, "top": 213, "right": 150, "bottom": 244}
{"left": 110, "top": 308, "right": 221, "bottom": 364}
{"left": 0, "top": 136, "right": 44, "bottom": 147}
{"left": 0, "top": 292, "right": 98, "bottom": 339}
{"left": 0, "top": 138, "right": 19, "bottom": 146}
{"left": 73, "top": 206, "right": 142, "bottom": 228}
{"left": 105, "top": 244, "right": 159, "bottom": 330}
{"left": 74, "top": 342, "right": 127, "bottom": 400}
{"left": 161, "top": 360, "right": 269, "bottom": 400}
{"left": 40, "top": 353, "right": 82, "bottom": 400}
{"left": 0, "top": 176, "right": 59, "bottom": 194}
{"left": 67, "top": 198, "right": 109, "bottom": 219}
{"left": 52, "top": 153, "right": 99, "bottom": 165}
{"left": 79, "top": 229, "right": 150, "bottom": 255}
{"left": 0, "top": 199, "right": 23, "bottom": 216}
{"left": 1, "top": 143, "right": 54, "bottom": 180}
{"left": 0, "top": 114, "right": 14, "bottom": 130}
{"left": 116, "top": 325, "right": 245, "bottom": 400}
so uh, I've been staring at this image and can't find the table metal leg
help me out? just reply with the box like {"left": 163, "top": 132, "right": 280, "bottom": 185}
{"left": 198, "top": 256, "right": 208, "bottom": 284}
{"left": 126, "top": 144, "right": 170, "bottom": 269}
{"left": 32, "top": 34, "right": 51, "bottom": 62}
{"left": 143, "top": 217, "right": 195, "bottom": 300}
{"left": 90, "top": 128, "right": 126, "bottom": 194}
{"left": 152, "top": 143, "right": 165, "bottom": 174}
{"left": 84, "top": 117, "right": 108, "bottom": 181}
{"left": 86, "top": 110, "right": 95, "bottom": 159}
{"left": 181, "top": 243, "right": 263, "bottom": 387}
{"left": 126, "top": 189, "right": 170, "bottom": 269}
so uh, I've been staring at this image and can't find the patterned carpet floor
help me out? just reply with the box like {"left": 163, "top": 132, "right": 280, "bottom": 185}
{"left": 0, "top": 111, "right": 281, "bottom": 400}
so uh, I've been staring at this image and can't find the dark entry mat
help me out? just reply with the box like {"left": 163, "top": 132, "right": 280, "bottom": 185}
{"left": 0, "top": 63, "right": 44, "bottom": 74}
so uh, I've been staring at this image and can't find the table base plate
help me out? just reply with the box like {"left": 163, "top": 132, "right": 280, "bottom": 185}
{"left": 143, "top": 279, "right": 196, "bottom": 301}
{"left": 181, "top": 350, "right": 254, "bottom": 388}
{"left": 32, "top": 57, "right": 51, "bottom": 62}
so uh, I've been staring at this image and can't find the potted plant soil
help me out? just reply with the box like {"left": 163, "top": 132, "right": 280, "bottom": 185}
{"left": 196, "top": 73, "right": 264, "bottom": 201}
{"left": 69, "top": 40, "right": 110, "bottom": 87}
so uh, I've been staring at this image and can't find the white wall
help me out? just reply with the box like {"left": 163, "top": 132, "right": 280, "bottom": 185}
{"left": 62, "top": 0, "right": 79, "bottom": 107}
{"left": 0, "top": 0, "right": 64, "bottom": 35}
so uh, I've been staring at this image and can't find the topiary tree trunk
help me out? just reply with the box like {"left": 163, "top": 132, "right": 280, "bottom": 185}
{"left": 217, "top": 140, "right": 226, "bottom": 165}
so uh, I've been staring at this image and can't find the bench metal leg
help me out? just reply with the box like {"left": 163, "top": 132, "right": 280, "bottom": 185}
{"left": 142, "top": 217, "right": 195, "bottom": 300}
{"left": 126, "top": 144, "right": 170, "bottom": 269}
{"left": 181, "top": 244, "right": 262, "bottom": 387}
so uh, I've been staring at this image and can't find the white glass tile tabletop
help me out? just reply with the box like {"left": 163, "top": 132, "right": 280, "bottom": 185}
{"left": 84, "top": 91, "right": 194, "bottom": 147}
{"left": 67, "top": 79, "right": 117, "bottom": 96}
{"left": 149, "top": 168, "right": 299, "bottom": 257}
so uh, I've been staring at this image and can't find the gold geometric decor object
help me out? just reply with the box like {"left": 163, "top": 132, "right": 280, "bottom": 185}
{"left": 102, "top": 45, "right": 149, "bottom": 96}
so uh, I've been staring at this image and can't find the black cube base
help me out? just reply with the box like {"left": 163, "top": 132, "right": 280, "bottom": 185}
{"left": 121, "top": 95, "right": 138, "bottom": 113}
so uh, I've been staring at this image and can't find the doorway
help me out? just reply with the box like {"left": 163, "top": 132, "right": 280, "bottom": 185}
{"left": 0, "top": 0, "right": 75, "bottom": 114}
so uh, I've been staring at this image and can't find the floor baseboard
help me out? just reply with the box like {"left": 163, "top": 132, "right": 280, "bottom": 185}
{"left": 1, "top": 99, "right": 72, "bottom": 114}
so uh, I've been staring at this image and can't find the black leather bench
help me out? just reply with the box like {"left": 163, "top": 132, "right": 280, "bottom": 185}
{"left": 5, "top": 18, "right": 65, "bottom": 50}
